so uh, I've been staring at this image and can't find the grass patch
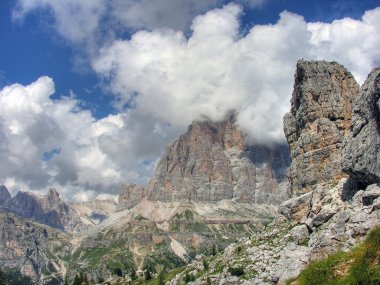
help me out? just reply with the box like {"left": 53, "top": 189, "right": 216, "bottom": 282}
{"left": 289, "top": 226, "right": 380, "bottom": 285}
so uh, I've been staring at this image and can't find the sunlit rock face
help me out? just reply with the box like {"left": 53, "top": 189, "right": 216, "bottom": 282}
{"left": 117, "top": 183, "right": 146, "bottom": 211}
{"left": 284, "top": 60, "right": 359, "bottom": 196}
{"left": 147, "top": 114, "right": 290, "bottom": 204}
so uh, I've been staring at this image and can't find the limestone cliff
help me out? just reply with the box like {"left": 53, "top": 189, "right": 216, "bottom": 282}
{"left": 147, "top": 114, "right": 290, "bottom": 204}
{"left": 284, "top": 60, "right": 359, "bottom": 195}
{"left": 0, "top": 210, "right": 70, "bottom": 284}
{"left": 117, "top": 184, "right": 146, "bottom": 211}
{"left": 342, "top": 66, "right": 380, "bottom": 186}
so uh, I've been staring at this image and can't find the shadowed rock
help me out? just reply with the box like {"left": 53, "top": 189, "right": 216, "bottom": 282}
{"left": 342, "top": 67, "right": 380, "bottom": 187}
{"left": 0, "top": 185, "right": 11, "bottom": 205}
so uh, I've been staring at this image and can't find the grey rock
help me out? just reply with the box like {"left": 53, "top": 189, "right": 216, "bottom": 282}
{"left": 0, "top": 210, "right": 70, "bottom": 284}
{"left": 342, "top": 67, "right": 380, "bottom": 185}
{"left": 303, "top": 217, "right": 314, "bottom": 231}
{"left": 276, "top": 244, "right": 311, "bottom": 284}
{"left": 362, "top": 184, "right": 380, "bottom": 206}
{"left": 284, "top": 60, "right": 359, "bottom": 195}
{"left": 147, "top": 114, "right": 290, "bottom": 204}
{"left": 118, "top": 184, "right": 145, "bottom": 210}
{"left": 0, "top": 185, "right": 11, "bottom": 205}
{"left": 278, "top": 192, "right": 312, "bottom": 223}
{"left": 312, "top": 210, "right": 336, "bottom": 227}
{"left": 372, "top": 197, "right": 380, "bottom": 211}
{"left": 1, "top": 188, "right": 115, "bottom": 233}
{"left": 290, "top": 224, "right": 309, "bottom": 245}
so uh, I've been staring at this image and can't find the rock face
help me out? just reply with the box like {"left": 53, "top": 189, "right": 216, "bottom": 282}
{"left": 118, "top": 184, "right": 145, "bottom": 210}
{"left": 0, "top": 185, "right": 11, "bottom": 205}
{"left": 1, "top": 189, "right": 73, "bottom": 230}
{"left": 0, "top": 188, "right": 116, "bottom": 233}
{"left": 147, "top": 114, "right": 290, "bottom": 204}
{"left": 284, "top": 60, "right": 359, "bottom": 195}
{"left": 0, "top": 210, "right": 70, "bottom": 284}
{"left": 342, "top": 67, "right": 380, "bottom": 186}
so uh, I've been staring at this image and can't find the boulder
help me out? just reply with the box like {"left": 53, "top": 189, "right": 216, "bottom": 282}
{"left": 362, "top": 184, "right": 380, "bottom": 206}
{"left": 278, "top": 192, "right": 312, "bottom": 223}
{"left": 290, "top": 224, "right": 310, "bottom": 245}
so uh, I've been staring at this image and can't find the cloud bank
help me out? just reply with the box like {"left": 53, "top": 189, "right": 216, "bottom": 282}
{"left": 3, "top": 2, "right": 380, "bottom": 200}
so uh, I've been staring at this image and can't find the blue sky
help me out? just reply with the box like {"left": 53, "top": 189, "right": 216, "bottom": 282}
{"left": 0, "top": 0, "right": 379, "bottom": 200}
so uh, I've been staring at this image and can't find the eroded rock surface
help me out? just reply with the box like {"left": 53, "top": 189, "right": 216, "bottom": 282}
{"left": 342, "top": 67, "right": 380, "bottom": 186}
{"left": 147, "top": 114, "right": 290, "bottom": 204}
{"left": 284, "top": 60, "right": 359, "bottom": 195}
{"left": 0, "top": 185, "right": 10, "bottom": 205}
{"left": 118, "top": 183, "right": 145, "bottom": 210}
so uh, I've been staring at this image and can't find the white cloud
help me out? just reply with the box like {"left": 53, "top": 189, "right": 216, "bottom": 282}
{"left": 5, "top": 3, "right": 380, "bottom": 200}
{"left": 0, "top": 77, "right": 155, "bottom": 200}
{"left": 93, "top": 5, "right": 380, "bottom": 146}
{"left": 13, "top": 0, "right": 106, "bottom": 44}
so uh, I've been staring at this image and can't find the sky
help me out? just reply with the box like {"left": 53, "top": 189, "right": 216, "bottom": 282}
{"left": 0, "top": 0, "right": 379, "bottom": 201}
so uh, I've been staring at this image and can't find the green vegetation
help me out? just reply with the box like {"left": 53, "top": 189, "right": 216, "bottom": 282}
{"left": 183, "top": 271, "right": 196, "bottom": 283}
{"left": 202, "top": 258, "right": 209, "bottom": 270}
{"left": 0, "top": 268, "right": 33, "bottom": 285}
{"left": 229, "top": 266, "right": 245, "bottom": 277}
{"left": 0, "top": 269, "right": 6, "bottom": 285}
{"left": 287, "top": 226, "right": 380, "bottom": 285}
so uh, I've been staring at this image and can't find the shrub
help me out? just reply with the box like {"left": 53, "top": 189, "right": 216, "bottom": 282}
{"left": 229, "top": 267, "right": 244, "bottom": 277}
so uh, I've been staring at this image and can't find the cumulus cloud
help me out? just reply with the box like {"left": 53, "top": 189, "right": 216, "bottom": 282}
{"left": 93, "top": 5, "right": 380, "bottom": 145}
{"left": 0, "top": 77, "right": 155, "bottom": 200}
{"left": 13, "top": 0, "right": 106, "bottom": 44}
{"left": 5, "top": 3, "right": 380, "bottom": 200}
{"left": 13, "top": 0, "right": 267, "bottom": 44}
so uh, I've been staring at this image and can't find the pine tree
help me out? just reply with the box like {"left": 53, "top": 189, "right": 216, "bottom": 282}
{"left": 145, "top": 270, "right": 152, "bottom": 281}
{"left": 0, "top": 268, "right": 6, "bottom": 285}
{"left": 72, "top": 274, "right": 81, "bottom": 285}
{"left": 130, "top": 268, "right": 137, "bottom": 280}
{"left": 157, "top": 270, "right": 165, "bottom": 285}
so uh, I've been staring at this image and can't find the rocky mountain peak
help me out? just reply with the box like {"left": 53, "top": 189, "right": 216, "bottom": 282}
{"left": 0, "top": 185, "right": 11, "bottom": 205}
{"left": 147, "top": 114, "right": 290, "bottom": 203}
{"left": 44, "top": 188, "right": 61, "bottom": 208}
{"left": 284, "top": 60, "right": 359, "bottom": 196}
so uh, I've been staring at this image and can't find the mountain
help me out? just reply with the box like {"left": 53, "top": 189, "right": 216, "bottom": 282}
{"left": 161, "top": 60, "right": 380, "bottom": 285}
{"left": 1, "top": 59, "right": 379, "bottom": 285}
{"left": 0, "top": 188, "right": 116, "bottom": 233}
{"left": 64, "top": 114, "right": 291, "bottom": 282}
{"left": 147, "top": 114, "right": 290, "bottom": 204}
{"left": 0, "top": 185, "right": 11, "bottom": 205}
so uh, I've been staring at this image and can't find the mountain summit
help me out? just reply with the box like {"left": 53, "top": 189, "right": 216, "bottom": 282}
{"left": 147, "top": 114, "right": 290, "bottom": 204}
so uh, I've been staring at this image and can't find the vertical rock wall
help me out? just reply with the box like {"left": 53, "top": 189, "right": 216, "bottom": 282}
{"left": 284, "top": 60, "right": 359, "bottom": 196}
